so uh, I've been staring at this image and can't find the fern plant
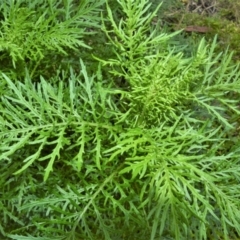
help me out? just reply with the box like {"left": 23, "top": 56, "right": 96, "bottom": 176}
{"left": 0, "top": 60, "right": 124, "bottom": 239}
{"left": 1, "top": 0, "right": 240, "bottom": 240}
{"left": 96, "top": 0, "right": 240, "bottom": 239}
{"left": 0, "top": 0, "right": 104, "bottom": 78}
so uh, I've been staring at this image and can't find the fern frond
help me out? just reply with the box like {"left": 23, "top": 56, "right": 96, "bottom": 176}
{"left": 0, "top": 0, "right": 104, "bottom": 68}
{"left": 0, "top": 60, "right": 119, "bottom": 181}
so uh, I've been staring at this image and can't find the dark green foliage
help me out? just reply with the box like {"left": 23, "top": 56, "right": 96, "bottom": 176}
{"left": 0, "top": 0, "right": 240, "bottom": 239}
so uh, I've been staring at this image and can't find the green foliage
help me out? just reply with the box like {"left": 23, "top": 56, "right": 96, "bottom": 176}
{"left": 0, "top": 61, "right": 120, "bottom": 181}
{"left": 0, "top": 0, "right": 104, "bottom": 77}
{"left": 1, "top": 0, "right": 240, "bottom": 239}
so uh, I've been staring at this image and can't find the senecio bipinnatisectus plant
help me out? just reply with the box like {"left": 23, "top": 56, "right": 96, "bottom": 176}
{"left": 0, "top": 0, "right": 240, "bottom": 239}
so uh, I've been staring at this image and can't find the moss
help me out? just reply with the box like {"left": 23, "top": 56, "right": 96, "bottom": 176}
{"left": 158, "top": 0, "right": 240, "bottom": 62}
